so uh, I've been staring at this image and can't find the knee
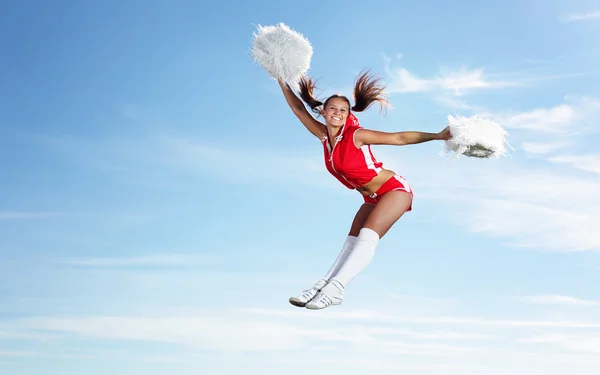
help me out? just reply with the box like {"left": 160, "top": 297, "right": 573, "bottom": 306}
{"left": 361, "top": 225, "right": 384, "bottom": 238}
{"left": 356, "top": 227, "right": 380, "bottom": 246}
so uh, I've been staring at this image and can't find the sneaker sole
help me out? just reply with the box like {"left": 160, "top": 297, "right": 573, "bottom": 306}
{"left": 305, "top": 301, "right": 341, "bottom": 310}
{"left": 288, "top": 297, "right": 307, "bottom": 307}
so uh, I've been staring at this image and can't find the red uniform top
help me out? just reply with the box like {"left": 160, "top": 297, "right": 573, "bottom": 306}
{"left": 321, "top": 113, "right": 383, "bottom": 189}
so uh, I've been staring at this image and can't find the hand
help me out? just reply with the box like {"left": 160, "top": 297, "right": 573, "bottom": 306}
{"left": 437, "top": 126, "right": 451, "bottom": 141}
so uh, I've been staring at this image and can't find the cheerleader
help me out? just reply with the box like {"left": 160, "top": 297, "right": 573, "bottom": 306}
{"left": 278, "top": 72, "right": 451, "bottom": 309}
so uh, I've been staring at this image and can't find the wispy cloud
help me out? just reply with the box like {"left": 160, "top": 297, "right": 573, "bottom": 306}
{"left": 561, "top": 11, "right": 600, "bottom": 23}
{"left": 12, "top": 308, "right": 598, "bottom": 359}
{"left": 157, "top": 136, "right": 339, "bottom": 190}
{"left": 385, "top": 66, "right": 436, "bottom": 93}
{"left": 521, "top": 141, "right": 572, "bottom": 155}
{"left": 61, "top": 254, "right": 219, "bottom": 267}
{"left": 380, "top": 54, "right": 577, "bottom": 100}
{"left": 437, "top": 68, "right": 522, "bottom": 95}
{"left": 482, "top": 95, "right": 600, "bottom": 134}
{"left": 244, "top": 308, "right": 600, "bottom": 328}
{"left": 522, "top": 333, "right": 600, "bottom": 354}
{"left": 433, "top": 94, "right": 479, "bottom": 111}
{"left": 394, "top": 149, "right": 600, "bottom": 252}
{"left": 0, "top": 350, "right": 35, "bottom": 357}
{"left": 36, "top": 129, "right": 340, "bottom": 192}
{"left": 385, "top": 293, "right": 458, "bottom": 312}
{"left": 463, "top": 198, "right": 600, "bottom": 252}
{"left": 0, "top": 330, "right": 54, "bottom": 341}
{"left": 13, "top": 315, "right": 306, "bottom": 352}
{"left": 547, "top": 154, "right": 600, "bottom": 175}
{"left": 4, "top": 293, "right": 600, "bottom": 371}
{"left": 0, "top": 211, "right": 54, "bottom": 220}
{"left": 349, "top": 87, "right": 600, "bottom": 252}
{"left": 384, "top": 63, "right": 520, "bottom": 96}
{"left": 497, "top": 104, "right": 577, "bottom": 133}
{"left": 381, "top": 54, "right": 583, "bottom": 117}
{"left": 0, "top": 211, "right": 153, "bottom": 227}
{"left": 447, "top": 95, "right": 597, "bottom": 251}
{"left": 518, "top": 295, "right": 600, "bottom": 307}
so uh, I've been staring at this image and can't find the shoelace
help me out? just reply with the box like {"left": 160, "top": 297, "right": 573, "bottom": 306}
{"left": 301, "top": 288, "right": 319, "bottom": 300}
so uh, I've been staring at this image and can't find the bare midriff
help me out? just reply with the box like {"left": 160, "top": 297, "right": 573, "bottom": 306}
{"left": 355, "top": 169, "right": 396, "bottom": 197}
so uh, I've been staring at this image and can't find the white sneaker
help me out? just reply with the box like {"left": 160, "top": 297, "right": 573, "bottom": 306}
{"left": 289, "top": 279, "right": 328, "bottom": 307}
{"left": 305, "top": 279, "right": 344, "bottom": 310}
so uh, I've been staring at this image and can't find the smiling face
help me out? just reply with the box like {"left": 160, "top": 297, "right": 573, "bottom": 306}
{"left": 321, "top": 96, "right": 351, "bottom": 127}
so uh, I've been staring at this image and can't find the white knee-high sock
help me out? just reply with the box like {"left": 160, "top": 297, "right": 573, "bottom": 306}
{"left": 323, "top": 235, "right": 357, "bottom": 280}
{"left": 331, "top": 228, "right": 380, "bottom": 288}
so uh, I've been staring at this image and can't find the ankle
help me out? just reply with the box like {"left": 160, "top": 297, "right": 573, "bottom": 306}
{"left": 314, "top": 278, "right": 328, "bottom": 289}
{"left": 328, "top": 278, "right": 345, "bottom": 293}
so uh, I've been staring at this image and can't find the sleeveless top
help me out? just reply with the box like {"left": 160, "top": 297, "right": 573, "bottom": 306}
{"left": 321, "top": 113, "right": 383, "bottom": 189}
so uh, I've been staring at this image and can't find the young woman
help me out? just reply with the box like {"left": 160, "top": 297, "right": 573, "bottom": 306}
{"left": 278, "top": 71, "right": 451, "bottom": 310}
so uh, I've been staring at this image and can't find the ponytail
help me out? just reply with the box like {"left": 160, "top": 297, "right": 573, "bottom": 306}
{"left": 351, "top": 70, "right": 390, "bottom": 113}
{"left": 296, "top": 70, "right": 389, "bottom": 115}
{"left": 297, "top": 76, "right": 324, "bottom": 114}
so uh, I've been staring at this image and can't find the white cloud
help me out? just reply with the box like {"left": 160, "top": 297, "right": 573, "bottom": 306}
{"left": 548, "top": 154, "right": 600, "bottom": 175}
{"left": 272, "top": 358, "right": 485, "bottom": 373}
{"left": 61, "top": 254, "right": 219, "bottom": 267}
{"left": 9, "top": 312, "right": 493, "bottom": 356}
{"left": 0, "top": 211, "right": 54, "bottom": 220}
{"left": 0, "top": 211, "right": 153, "bottom": 224}
{"left": 437, "top": 68, "right": 521, "bottom": 95}
{"left": 394, "top": 148, "right": 600, "bottom": 252}
{"left": 463, "top": 198, "right": 600, "bottom": 252}
{"left": 10, "top": 308, "right": 600, "bottom": 364}
{"left": 0, "top": 350, "right": 34, "bottom": 357}
{"left": 499, "top": 104, "right": 576, "bottom": 133}
{"left": 0, "top": 330, "right": 54, "bottom": 341}
{"left": 244, "top": 308, "right": 600, "bottom": 329}
{"left": 385, "top": 67, "right": 435, "bottom": 93}
{"left": 380, "top": 54, "right": 562, "bottom": 99}
{"left": 385, "top": 293, "right": 459, "bottom": 312}
{"left": 15, "top": 315, "right": 305, "bottom": 352}
{"left": 434, "top": 94, "right": 478, "bottom": 111}
{"left": 518, "top": 295, "right": 600, "bottom": 307}
{"left": 521, "top": 141, "right": 572, "bottom": 155}
{"left": 522, "top": 333, "right": 600, "bottom": 354}
{"left": 432, "top": 95, "right": 594, "bottom": 251}
{"left": 490, "top": 95, "right": 600, "bottom": 134}
{"left": 384, "top": 64, "right": 518, "bottom": 96}
{"left": 562, "top": 11, "right": 600, "bottom": 23}
{"left": 37, "top": 130, "right": 341, "bottom": 193}
{"left": 155, "top": 136, "right": 339, "bottom": 191}
{"left": 4, "top": 302, "right": 600, "bottom": 374}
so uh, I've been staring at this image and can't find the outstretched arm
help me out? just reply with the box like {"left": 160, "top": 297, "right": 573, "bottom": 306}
{"left": 355, "top": 127, "right": 451, "bottom": 147}
{"left": 277, "top": 79, "right": 325, "bottom": 139}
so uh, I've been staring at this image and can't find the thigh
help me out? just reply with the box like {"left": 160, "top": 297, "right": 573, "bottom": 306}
{"left": 348, "top": 203, "right": 375, "bottom": 237}
{"left": 362, "top": 191, "right": 412, "bottom": 238}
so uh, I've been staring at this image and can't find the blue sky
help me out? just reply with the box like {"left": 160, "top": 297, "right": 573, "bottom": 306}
{"left": 1, "top": 0, "right": 600, "bottom": 373}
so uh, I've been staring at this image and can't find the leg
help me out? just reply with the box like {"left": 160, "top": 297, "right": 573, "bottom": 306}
{"left": 305, "top": 191, "right": 412, "bottom": 310}
{"left": 289, "top": 203, "right": 373, "bottom": 307}
{"left": 333, "top": 191, "right": 412, "bottom": 286}
{"left": 348, "top": 203, "right": 375, "bottom": 237}
{"left": 322, "top": 203, "right": 373, "bottom": 279}
{"left": 362, "top": 190, "right": 412, "bottom": 238}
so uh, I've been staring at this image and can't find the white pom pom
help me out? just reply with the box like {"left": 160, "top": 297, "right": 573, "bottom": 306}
{"left": 250, "top": 23, "right": 313, "bottom": 87}
{"left": 443, "top": 115, "right": 512, "bottom": 159}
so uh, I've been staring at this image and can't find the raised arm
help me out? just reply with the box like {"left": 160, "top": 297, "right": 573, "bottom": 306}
{"left": 277, "top": 79, "right": 325, "bottom": 139}
{"left": 354, "top": 127, "right": 451, "bottom": 147}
